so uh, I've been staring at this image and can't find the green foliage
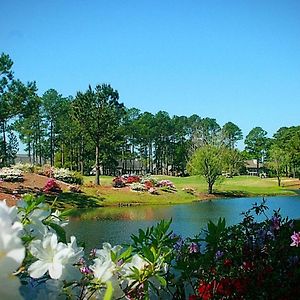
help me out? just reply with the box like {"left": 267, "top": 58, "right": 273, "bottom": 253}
{"left": 245, "top": 126, "right": 269, "bottom": 162}
{"left": 221, "top": 121, "right": 243, "bottom": 148}
{"left": 73, "top": 84, "right": 125, "bottom": 184}
{"left": 187, "top": 145, "right": 224, "bottom": 193}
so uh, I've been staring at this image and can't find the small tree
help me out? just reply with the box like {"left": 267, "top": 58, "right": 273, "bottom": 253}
{"left": 267, "top": 145, "right": 286, "bottom": 186}
{"left": 187, "top": 145, "right": 224, "bottom": 194}
{"left": 222, "top": 148, "right": 244, "bottom": 177}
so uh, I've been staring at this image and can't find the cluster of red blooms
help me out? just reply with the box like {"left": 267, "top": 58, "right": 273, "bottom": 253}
{"left": 125, "top": 175, "right": 140, "bottom": 184}
{"left": 43, "top": 178, "right": 62, "bottom": 193}
{"left": 189, "top": 277, "right": 248, "bottom": 300}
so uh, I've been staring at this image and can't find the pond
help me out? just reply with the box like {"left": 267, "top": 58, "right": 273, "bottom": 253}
{"left": 65, "top": 196, "right": 300, "bottom": 250}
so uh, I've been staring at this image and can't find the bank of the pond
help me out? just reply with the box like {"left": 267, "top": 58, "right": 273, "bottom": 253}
{"left": 1, "top": 174, "right": 299, "bottom": 210}
{"left": 64, "top": 175, "right": 300, "bottom": 211}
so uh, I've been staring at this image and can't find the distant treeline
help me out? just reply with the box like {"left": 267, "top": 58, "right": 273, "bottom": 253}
{"left": 1, "top": 53, "right": 300, "bottom": 182}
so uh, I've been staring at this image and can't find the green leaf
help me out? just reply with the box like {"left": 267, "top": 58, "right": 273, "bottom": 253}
{"left": 156, "top": 275, "right": 167, "bottom": 287}
{"left": 48, "top": 222, "right": 67, "bottom": 243}
{"left": 119, "top": 246, "right": 132, "bottom": 261}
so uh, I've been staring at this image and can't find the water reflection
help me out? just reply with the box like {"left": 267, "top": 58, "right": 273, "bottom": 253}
{"left": 66, "top": 196, "right": 300, "bottom": 250}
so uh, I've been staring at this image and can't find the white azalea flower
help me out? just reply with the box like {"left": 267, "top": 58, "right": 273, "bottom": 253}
{"left": 90, "top": 259, "right": 116, "bottom": 282}
{"left": 22, "top": 207, "right": 52, "bottom": 239}
{"left": 49, "top": 210, "right": 68, "bottom": 227}
{"left": 95, "top": 242, "right": 122, "bottom": 263}
{"left": 122, "top": 254, "right": 148, "bottom": 275}
{"left": 0, "top": 202, "right": 25, "bottom": 300}
{"left": 0, "top": 200, "right": 18, "bottom": 224}
{"left": 28, "top": 233, "right": 83, "bottom": 280}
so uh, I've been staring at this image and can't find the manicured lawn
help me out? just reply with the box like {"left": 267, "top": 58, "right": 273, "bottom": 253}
{"left": 47, "top": 174, "right": 300, "bottom": 216}
{"left": 76, "top": 175, "right": 300, "bottom": 207}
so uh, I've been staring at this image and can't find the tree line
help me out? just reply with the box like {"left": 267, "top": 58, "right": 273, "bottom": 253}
{"left": 1, "top": 53, "right": 299, "bottom": 186}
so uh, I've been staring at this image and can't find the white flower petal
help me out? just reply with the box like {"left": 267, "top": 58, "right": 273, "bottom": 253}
{"left": 28, "top": 260, "right": 49, "bottom": 278}
{"left": 48, "top": 262, "right": 63, "bottom": 279}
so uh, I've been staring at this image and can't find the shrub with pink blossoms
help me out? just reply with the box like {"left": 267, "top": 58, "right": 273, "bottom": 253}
{"left": 43, "top": 178, "right": 62, "bottom": 193}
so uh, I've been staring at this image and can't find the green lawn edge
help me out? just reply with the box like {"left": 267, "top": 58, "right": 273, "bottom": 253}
{"left": 46, "top": 175, "right": 300, "bottom": 214}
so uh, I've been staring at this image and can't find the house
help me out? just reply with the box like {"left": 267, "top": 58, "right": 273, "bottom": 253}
{"left": 244, "top": 159, "right": 265, "bottom": 176}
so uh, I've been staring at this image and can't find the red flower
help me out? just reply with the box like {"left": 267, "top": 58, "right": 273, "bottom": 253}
{"left": 242, "top": 261, "right": 253, "bottom": 271}
{"left": 216, "top": 278, "right": 233, "bottom": 296}
{"left": 198, "top": 280, "right": 213, "bottom": 300}
{"left": 223, "top": 258, "right": 232, "bottom": 267}
{"left": 189, "top": 295, "right": 199, "bottom": 300}
{"left": 232, "top": 278, "right": 248, "bottom": 294}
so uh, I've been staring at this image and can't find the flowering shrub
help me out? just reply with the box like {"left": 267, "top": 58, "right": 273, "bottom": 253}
{"left": 53, "top": 168, "right": 83, "bottom": 185}
{"left": 43, "top": 179, "right": 62, "bottom": 193}
{"left": 125, "top": 175, "right": 140, "bottom": 184}
{"left": 156, "top": 179, "right": 176, "bottom": 189}
{"left": 140, "top": 175, "right": 158, "bottom": 186}
{"left": 36, "top": 164, "right": 53, "bottom": 177}
{"left": 0, "top": 196, "right": 300, "bottom": 299}
{"left": 14, "top": 163, "right": 35, "bottom": 173}
{"left": 112, "top": 176, "right": 126, "bottom": 188}
{"left": 144, "top": 180, "right": 154, "bottom": 189}
{"left": 130, "top": 182, "right": 148, "bottom": 192}
{"left": 0, "top": 167, "right": 23, "bottom": 182}
{"left": 148, "top": 187, "right": 159, "bottom": 195}
{"left": 182, "top": 200, "right": 300, "bottom": 299}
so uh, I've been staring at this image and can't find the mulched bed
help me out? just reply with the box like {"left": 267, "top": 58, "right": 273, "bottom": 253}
{"left": 0, "top": 173, "right": 70, "bottom": 206}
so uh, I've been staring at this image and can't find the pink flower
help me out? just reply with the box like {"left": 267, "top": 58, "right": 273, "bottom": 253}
{"left": 290, "top": 232, "right": 300, "bottom": 247}
{"left": 189, "top": 242, "right": 199, "bottom": 253}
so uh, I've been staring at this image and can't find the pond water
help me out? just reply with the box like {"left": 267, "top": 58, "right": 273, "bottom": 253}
{"left": 65, "top": 196, "right": 300, "bottom": 249}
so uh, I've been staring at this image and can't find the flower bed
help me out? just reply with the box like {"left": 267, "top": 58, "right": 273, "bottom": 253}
{"left": 3, "top": 196, "right": 299, "bottom": 299}
{"left": 111, "top": 175, "right": 176, "bottom": 194}
{"left": 0, "top": 167, "right": 23, "bottom": 182}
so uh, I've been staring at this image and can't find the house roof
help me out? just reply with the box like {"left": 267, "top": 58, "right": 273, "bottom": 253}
{"left": 245, "top": 159, "right": 263, "bottom": 168}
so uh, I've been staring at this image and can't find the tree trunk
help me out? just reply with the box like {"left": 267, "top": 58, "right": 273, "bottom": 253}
{"left": 80, "top": 138, "right": 84, "bottom": 175}
{"left": 256, "top": 158, "right": 260, "bottom": 176}
{"left": 208, "top": 182, "right": 213, "bottom": 194}
{"left": 277, "top": 175, "right": 281, "bottom": 187}
{"left": 1, "top": 121, "right": 7, "bottom": 166}
{"left": 50, "top": 120, "right": 54, "bottom": 166}
{"left": 95, "top": 144, "right": 100, "bottom": 185}
{"left": 27, "top": 141, "right": 32, "bottom": 164}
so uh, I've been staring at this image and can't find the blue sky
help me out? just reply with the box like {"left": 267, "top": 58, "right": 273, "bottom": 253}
{"left": 1, "top": 0, "right": 300, "bottom": 150}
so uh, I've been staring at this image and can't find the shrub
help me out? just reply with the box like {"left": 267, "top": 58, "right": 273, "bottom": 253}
{"left": 141, "top": 175, "right": 158, "bottom": 186}
{"left": 182, "top": 187, "right": 196, "bottom": 195}
{"left": 157, "top": 179, "right": 176, "bottom": 189}
{"left": 130, "top": 182, "right": 147, "bottom": 192}
{"left": 43, "top": 178, "right": 62, "bottom": 193}
{"left": 53, "top": 168, "right": 83, "bottom": 185}
{"left": 144, "top": 180, "right": 154, "bottom": 190}
{"left": 0, "top": 167, "right": 23, "bottom": 182}
{"left": 125, "top": 175, "right": 140, "bottom": 184}
{"left": 13, "top": 163, "right": 34, "bottom": 173}
{"left": 180, "top": 200, "right": 300, "bottom": 299}
{"left": 35, "top": 164, "right": 53, "bottom": 177}
{"left": 112, "top": 176, "right": 126, "bottom": 188}
{"left": 148, "top": 187, "right": 159, "bottom": 194}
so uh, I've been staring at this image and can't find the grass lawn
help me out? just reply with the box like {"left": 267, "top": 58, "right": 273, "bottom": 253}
{"left": 48, "top": 175, "right": 300, "bottom": 211}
